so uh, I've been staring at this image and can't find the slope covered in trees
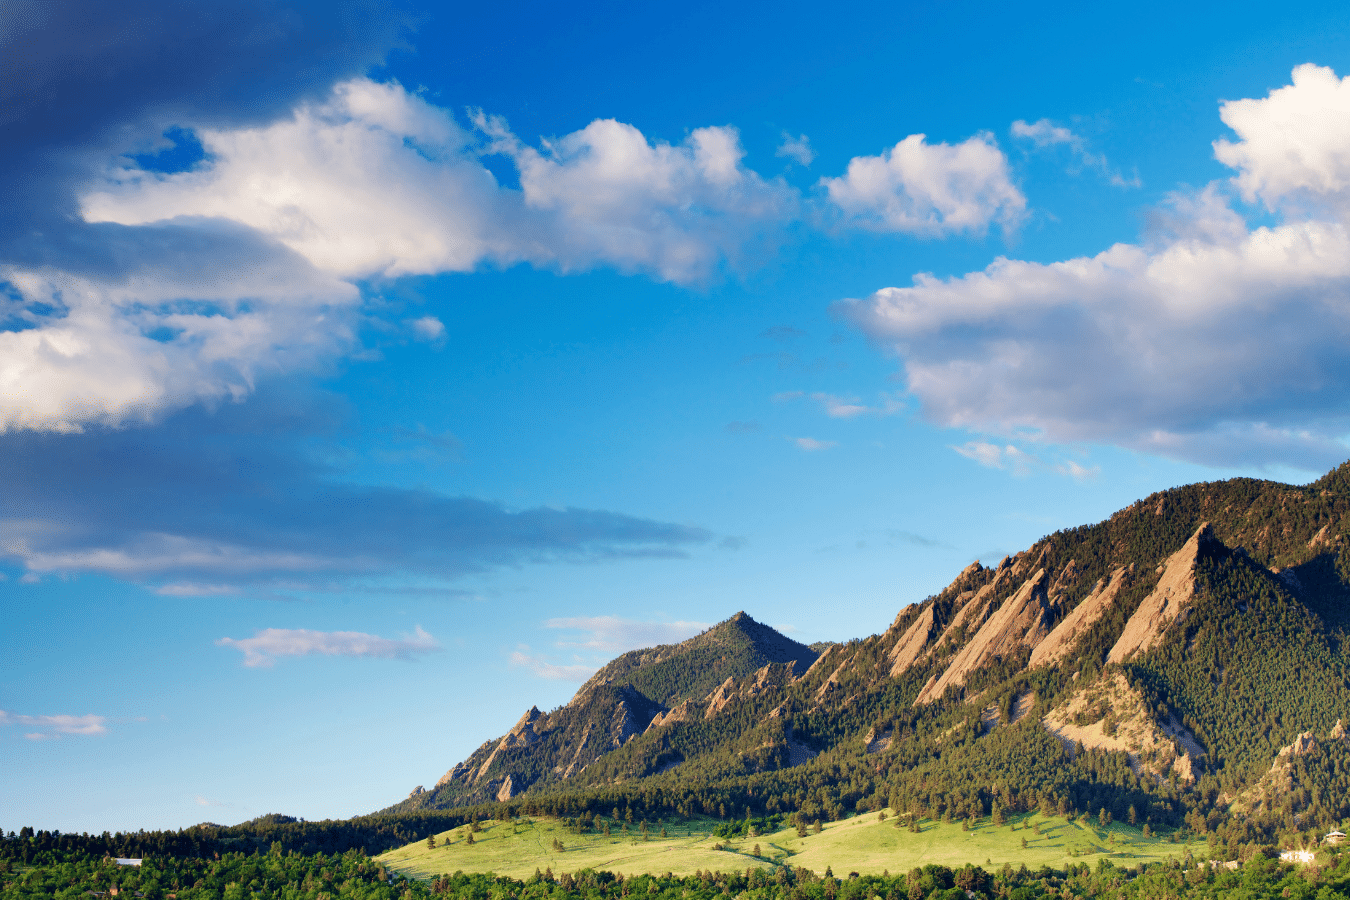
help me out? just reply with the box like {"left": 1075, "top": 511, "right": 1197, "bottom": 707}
{"left": 386, "top": 462, "right": 1350, "bottom": 859}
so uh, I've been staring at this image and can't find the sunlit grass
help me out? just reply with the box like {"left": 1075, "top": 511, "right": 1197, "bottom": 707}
{"left": 376, "top": 811, "right": 1205, "bottom": 880}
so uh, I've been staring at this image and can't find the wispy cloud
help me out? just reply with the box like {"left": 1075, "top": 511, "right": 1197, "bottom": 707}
{"left": 953, "top": 441, "right": 1099, "bottom": 480}
{"left": 774, "top": 390, "right": 903, "bottom": 418}
{"left": 776, "top": 132, "right": 815, "bottom": 167}
{"left": 408, "top": 316, "right": 446, "bottom": 343}
{"left": 509, "top": 646, "right": 598, "bottom": 682}
{"left": 544, "top": 616, "right": 709, "bottom": 653}
{"left": 1011, "top": 118, "right": 1140, "bottom": 188}
{"left": 792, "top": 436, "right": 837, "bottom": 452}
{"left": 0, "top": 393, "right": 712, "bottom": 592}
{"left": 217, "top": 625, "right": 441, "bottom": 668}
{"left": 0, "top": 710, "right": 108, "bottom": 740}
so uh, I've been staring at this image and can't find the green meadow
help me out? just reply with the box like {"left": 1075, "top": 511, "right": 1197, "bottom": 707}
{"left": 376, "top": 811, "right": 1205, "bottom": 881}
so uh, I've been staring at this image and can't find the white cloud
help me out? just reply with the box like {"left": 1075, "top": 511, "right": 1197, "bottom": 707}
{"left": 1012, "top": 118, "right": 1139, "bottom": 188}
{"left": 1010, "top": 119, "right": 1076, "bottom": 147}
{"left": 194, "top": 795, "right": 229, "bottom": 807}
{"left": 0, "top": 710, "right": 108, "bottom": 740}
{"left": 10, "top": 77, "right": 1037, "bottom": 437}
{"left": 544, "top": 615, "right": 709, "bottom": 653}
{"left": 216, "top": 625, "right": 440, "bottom": 667}
{"left": 776, "top": 132, "right": 815, "bottom": 166}
{"left": 775, "top": 390, "right": 903, "bottom": 418}
{"left": 821, "top": 133, "right": 1025, "bottom": 236}
{"left": 0, "top": 237, "right": 357, "bottom": 434}
{"left": 479, "top": 115, "right": 797, "bottom": 283}
{"left": 953, "top": 441, "right": 1098, "bottom": 480}
{"left": 83, "top": 80, "right": 514, "bottom": 280}
{"left": 508, "top": 646, "right": 597, "bottom": 682}
{"left": 408, "top": 315, "right": 445, "bottom": 342}
{"left": 792, "top": 436, "right": 837, "bottom": 451}
{"left": 155, "top": 582, "right": 240, "bottom": 597}
{"left": 843, "top": 65, "right": 1350, "bottom": 471}
{"left": 1215, "top": 63, "right": 1350, "bottom": 215}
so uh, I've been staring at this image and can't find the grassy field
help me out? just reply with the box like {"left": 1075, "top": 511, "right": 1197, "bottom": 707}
{"left": 376, "top": 811, "right": 1205, "bottom": 881}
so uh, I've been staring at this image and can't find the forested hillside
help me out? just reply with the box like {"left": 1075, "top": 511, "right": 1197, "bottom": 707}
{"left": 385, "top": 462, "right": 1350, "bottom": 861}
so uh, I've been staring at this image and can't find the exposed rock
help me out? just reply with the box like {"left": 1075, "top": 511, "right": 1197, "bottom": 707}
{"left": 863, "top": 725, "right": 894, "bottom": 753}
{"left": 607, "top": 690, "right": 655, "bottom": 749}
{"left": 1231, "top": 729, "right": 1328, "bottom": 816}
{"left": 475, "top": 706, "right": 545, "bottom": 780}
{"left": 646, "top": 698, "right": 695, "bottom": 732}
{"left": 888, "top": 605, "right": 937, "bottom": 678}
{"left": 1108, "top": 524, "right": 1217, "bottom": 664}
{"left": 495, "top": 775, "right": 527, "bottom": 802}
{"left": 815, "top": 660, "right": 850, "bottom": 701}
{"left": 948, "top": 560, "right": 1014, "bottom": 632}
{"left": 1043, "top": 672, "right": 1203, "bottom": 783}
{"left": 916, "top": 568, "right": 1057, "bottom": 704}
{"left": 408, "top": 785, "right": 425, "bottom": 798}
{"left": 801, "top": 645, "right": 838, "bottom": 680}
{"left": 1310, "top": 524, "right": 1335, "bottom": 548}
{"left": 704, "top": 676, "right": 738, "bottom": 719}
{"left": 1030, "top": 565, "right": 1133, "bottom": 670}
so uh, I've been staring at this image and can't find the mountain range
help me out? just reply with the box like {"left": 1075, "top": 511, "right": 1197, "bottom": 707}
{"left": 386, "top": 462, "right": 1350, "bottom": 855}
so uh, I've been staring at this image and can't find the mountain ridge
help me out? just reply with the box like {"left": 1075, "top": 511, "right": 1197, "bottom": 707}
{"left": 387, "top": 461, "right": 1350, "bottom": 857}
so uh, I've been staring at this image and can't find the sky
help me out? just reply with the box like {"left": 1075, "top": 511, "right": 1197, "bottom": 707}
{"left": 7, "top": 0, "right": 1350, "bottom": 834}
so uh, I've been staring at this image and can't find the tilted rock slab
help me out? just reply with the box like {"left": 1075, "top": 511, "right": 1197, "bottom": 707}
{"left": 1030, "top": 564, "right": 1134, "bottom": 670}
{"left": 1107, "top": 523, "right": 1216, "bottom": 664}
{"left": 916, "top": 567, "right": 1057, "bottom": 705}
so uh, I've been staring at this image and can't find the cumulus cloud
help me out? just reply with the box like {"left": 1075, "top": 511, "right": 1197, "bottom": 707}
{"left": 217, "top": 625, "right": 440, "bottom": 667}
{"left": 544, "top": 616, "right": 709, "bottom": 653}
{"left": 776, "top": 132, "right": 815, "bottom": 166}
{"left": 477, "top": 114, "right": 798, "bottom": 282}
{"left": 821, "top": 133, "right": 1025, "bottom": 236}
{"left": 0, "top": 223, "right": 357, "bottom": 434}
{"left": 1215, "top": 63, "right": 1350, "bottom": 216}
{"left": 1011, "top": 118, "right": 1138, "bottom": 187}
{"left": 83, "top": 80, "right": 519, "bottom": 281}
{"left": 843, "top": 65, "right": 1350, "bottom": 471}
{"left": 4, "top": 32, "right": 1037, "bottom": 438}
{"left": 0, "top": 710, "right": 108, "bottom": 740}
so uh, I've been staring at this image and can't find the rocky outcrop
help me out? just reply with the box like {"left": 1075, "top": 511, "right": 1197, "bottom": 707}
{"left": 1108, "top": 524, "right": 1217, "bottom": 664}
{"left": 1030, "top": 564, "right": 1133, "bottom": 670}
{"left": 888, "top": 605, "right": 937, "bottom": 677}
{"left": 1230, "top": 725, "right": 1350, "bottom": 816}
{"left": 495, "top": 775, "right": 527, "bottom": 802}
{"left": 864, "top": 725, "right": 893, "bottom": 753}
{"left": 475, "top": 706, "right": 545, "bottom": 780}
{"left": 1043, "top": 672, "right": 1203, "bottom": 783}
{"left": 646, "top": 698, "right": 696, "bottom": 732}
{"left": 916, "top": 568, "right": 1058, "bottom": 704}
{"left": 704, "top": 676, "right": 738, "bottom": 719}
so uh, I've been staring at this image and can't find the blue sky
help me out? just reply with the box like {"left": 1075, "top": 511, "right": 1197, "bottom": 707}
{"left": 7, "top": 0, "right": 1350, "bottom": 833}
